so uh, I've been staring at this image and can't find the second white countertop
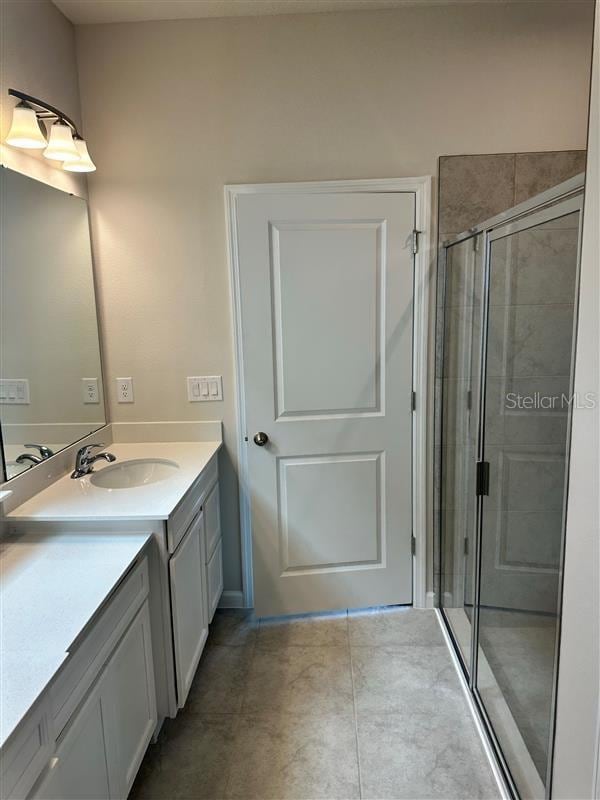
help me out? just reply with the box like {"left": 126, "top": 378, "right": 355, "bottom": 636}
{"left": 0, "top": 531, "right": 152, "bottom": 748}
{"left": 6, "top": 441, "right": 221, "bottom": 522}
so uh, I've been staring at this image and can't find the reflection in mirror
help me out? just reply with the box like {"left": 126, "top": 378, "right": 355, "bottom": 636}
{"left": 0, "top": 168, "right": 106, "bottom": 480}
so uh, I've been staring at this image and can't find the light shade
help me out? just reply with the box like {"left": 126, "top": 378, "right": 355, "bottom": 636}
{"left": 43, "top": 121, "right": 80, "bottom": 162}
{"left": 5, "top": 103, "right": 47, "bottom": 149}
{"left": 63, "top": 138, "right": 96, "bottom": 172}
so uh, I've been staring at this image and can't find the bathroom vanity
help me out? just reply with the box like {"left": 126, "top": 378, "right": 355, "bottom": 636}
{"left": 0, "top": 165, "right": 226, "bottom": 798}
{"left": 0, "top": 533, "right": 155, "bottom": 800}
{"left": 1, "top": 439, "right": 224, "bottom": 799}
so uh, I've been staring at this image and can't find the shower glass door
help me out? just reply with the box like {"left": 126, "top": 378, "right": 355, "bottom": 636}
{"left": 475, "top": 196, "right": 583, "bottom": 799}
{"left": 438, "top": 233, "right": 484, "bottom": 670}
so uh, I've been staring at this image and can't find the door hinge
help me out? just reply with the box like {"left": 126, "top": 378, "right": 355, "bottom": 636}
{"left": 411, "top": 534, "right": 416, "bottom": 556}
{"left": 476, "top": 461, "right": 490, "bottom": 497}
{"left": 466, "top": 389, "right": 472, "bottom": 411}
{"left": 411, "top": 390, "right": 416, "bottom": 412}
{"left": 412, "top": 230, "right": 420, "bottom": 255}
{"left": 464, "top": 537, "right": 469, "bottom": 556}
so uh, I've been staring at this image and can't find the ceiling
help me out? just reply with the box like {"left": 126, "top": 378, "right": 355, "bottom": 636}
{"left": 52, "top": 0, "right": 547, "bottom": 26}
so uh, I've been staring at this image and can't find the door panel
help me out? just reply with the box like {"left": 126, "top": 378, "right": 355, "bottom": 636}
{"left": 271, "top": 221, "right": 382, "bottom": 417}
{"left": 236, "top": 191, "right": 415, "bottom": 616}
{"left": 279, "top": 453, "right": 382, "bottom": 571}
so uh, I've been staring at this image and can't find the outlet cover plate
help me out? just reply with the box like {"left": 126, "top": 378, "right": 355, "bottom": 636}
{"left": 116, "top": 377, "right": 134, "bottom": 403}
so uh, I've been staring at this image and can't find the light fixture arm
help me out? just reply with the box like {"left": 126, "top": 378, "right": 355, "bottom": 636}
{"left": 8, "top": 88, "right": 81, "bottom": 138}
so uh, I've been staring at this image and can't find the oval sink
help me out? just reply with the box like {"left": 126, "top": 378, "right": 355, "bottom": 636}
{"left": 90, "top": 458, "right": 179, "bottom": 489}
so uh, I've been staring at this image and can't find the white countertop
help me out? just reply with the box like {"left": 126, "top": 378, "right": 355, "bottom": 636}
{"left": 0, "top": 531, "right": 152, "bottom": 749}
{"left": 6, "top": 441, "right": 221, "bottom": 522}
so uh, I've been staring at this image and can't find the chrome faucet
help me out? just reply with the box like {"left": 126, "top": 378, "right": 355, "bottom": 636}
{"left": 71, "top": 444, "right": 116, "bottom": 479}
{"left": 16, "top": 452, "right": 42, "bottom": 465}
{"left": 16, "top": 443, "right": 55, "bottom": 465}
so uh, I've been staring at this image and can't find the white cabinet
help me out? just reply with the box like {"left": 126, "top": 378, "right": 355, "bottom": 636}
{"left": 207, "top": 539, "right": 224, "bottom": 622}
{"left": 204, "top": 483, "right": 221, "bottom": 561}
{"left": 103, "top": 601, "right": 156, "bottom": 798}
{"left": 31, "top": 680, "right": 110, "bottom": 800}
{"left": 203, "top": 483, "right": 223, "bottom": 623}
{"left": 169, "top": 511, "right": 208, "bottom": 708}
{"left": 29, "top": 597, "right": 156, "bottom": 800}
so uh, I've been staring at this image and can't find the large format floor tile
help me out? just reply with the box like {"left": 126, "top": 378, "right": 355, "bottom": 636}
{"left": 351, "top": 644, "right": 467, "bottom": 715}
{"left": 243, "top": 644, "right": 353, "bottom": 715}
{"left": 185, "top": 644, "right": 254, "bottom": 714}
{"left": 130, "top": 713, "right": 237, "bottom": 800}
{"left": 207, "top": 609, "right": 258, "bottom": 647}
{"left": 357, "top": 710, "right": 499, "bottom": 799}
{"left": 225, "top": 712, "right": 360, "bottom": 799}
{"left": 130, "top": 606, "right": 499, "bottom": 800}
{"left": 348, "top": 606, "right": 445, "bottom": 646}
{"left": 257, "top": 611, "right": 349, "bottom": 649}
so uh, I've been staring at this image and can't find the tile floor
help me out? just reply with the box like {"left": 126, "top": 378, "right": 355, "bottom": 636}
{"left": 131, "top": 607, "right": 500, "bottom": 800}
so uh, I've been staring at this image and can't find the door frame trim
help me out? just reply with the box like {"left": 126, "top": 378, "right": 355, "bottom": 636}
{"left": 225, "top": 176, "right": 434, "bottom": 610}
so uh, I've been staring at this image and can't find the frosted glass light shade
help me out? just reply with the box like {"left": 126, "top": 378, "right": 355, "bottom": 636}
{"left": 5, "top": 104, "right": 47, "bottom": 149}
{"left": 64, "top": 138, "right": 96, "bottom": 172}
{"left": 43, "top": 121, "right": 80, "bottom": 162}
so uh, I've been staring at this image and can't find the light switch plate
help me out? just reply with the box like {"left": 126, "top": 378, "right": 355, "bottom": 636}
{"left": 0, "top": 378, "right": 30, "bottom": 404}
{"left": 187, "top": 375, "right": 223, "bottom": 402}
{"left": 82, "top": 378, "right": 100, "bottom": 404}
{"left": 116, "top": 377, "right": 134, "bottom": 403}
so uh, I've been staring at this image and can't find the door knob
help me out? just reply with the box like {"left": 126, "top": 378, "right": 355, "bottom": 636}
{"left": 253, "top": 432, "right": 269, "bottom": 446}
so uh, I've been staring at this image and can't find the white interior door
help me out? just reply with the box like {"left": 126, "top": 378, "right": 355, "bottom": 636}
{"left": 235, "top": 190, "right": 416, "bottom": 617}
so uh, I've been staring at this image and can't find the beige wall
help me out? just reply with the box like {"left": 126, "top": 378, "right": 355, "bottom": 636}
{"left": 75, "top": 2, "right": 594, "bottom": 595}
{"left": 0, "top": 0, "right": 85, "bottom": 196}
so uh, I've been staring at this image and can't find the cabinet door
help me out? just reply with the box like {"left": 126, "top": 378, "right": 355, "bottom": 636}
{"left": 103, "top": 601, "right": 157, "bottom": 799}
{"left": 207, "top": 538, "right": 224, "bottom": 623}
{"left": 30, "top": 684, "right": 110, "bottom": 800}
{"left": 169, "top": 512, "right": 208, "bottom": 708}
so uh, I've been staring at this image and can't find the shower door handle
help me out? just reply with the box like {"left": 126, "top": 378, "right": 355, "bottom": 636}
{"left": 476, "top": 461, "right": 490, "bottom": 496}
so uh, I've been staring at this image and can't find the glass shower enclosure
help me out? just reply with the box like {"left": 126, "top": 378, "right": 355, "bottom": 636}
{"left": 437, "top": 175, "right": 584, "bottom": 799}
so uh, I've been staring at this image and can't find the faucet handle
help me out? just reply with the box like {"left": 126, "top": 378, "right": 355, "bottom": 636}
{"left": 77, "top": 443, "right": 106, "bottom": 463}
{"left": 25, "top": 444, "right": 55, "bottom": 459}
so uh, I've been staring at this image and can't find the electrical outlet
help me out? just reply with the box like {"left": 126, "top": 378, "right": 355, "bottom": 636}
{"left": 116, "top": 377, "right": 134, "bottom": 403}
{"left": 82, "top": 378, "right": 99, "bottom": 404}
{"left": 187, "top": 376, "right": 223, "bottom": 402}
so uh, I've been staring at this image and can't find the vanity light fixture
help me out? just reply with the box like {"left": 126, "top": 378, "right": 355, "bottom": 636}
{"left": 64, "top": 137, "right": 96, "bottom": 172}
{"left": 5, "top": 89, "right": 96, "bottom": 172}
{"left": 5, "top": 102, "right": 47, "bottom": 149}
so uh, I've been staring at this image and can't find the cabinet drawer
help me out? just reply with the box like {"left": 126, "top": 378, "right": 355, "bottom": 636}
{"left": 0, "top": 698, "right": 52, "bottom": 800}
{"left": 50, "top": 557, "right": 149, "bottom": 736}
{"left": 207, "top": 538, "right": 223, "bottom": 623}
{"left": 167, "top": 455, "right": 218, "bottom": 553}
{"left": 204, "top": 483, "right": 221, "bottom": 562}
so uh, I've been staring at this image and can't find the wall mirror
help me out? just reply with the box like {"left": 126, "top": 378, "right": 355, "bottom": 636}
{"left": 0, "top": 167, "right": 106, "bottom": 480}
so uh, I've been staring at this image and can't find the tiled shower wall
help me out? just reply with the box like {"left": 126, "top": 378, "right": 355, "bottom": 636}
{"left": 434, "top": 150, "right": 586, "bottom": 601}
{"left": 438, "top": 150, "right": 586, "bottom": 240}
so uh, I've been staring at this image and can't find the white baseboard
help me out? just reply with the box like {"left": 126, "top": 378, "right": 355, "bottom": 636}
{"left": 218, "top": 590, "right": 245, "bottom": 609}
{"left": 426, "top": 590, "right": 437, "bottom": 609}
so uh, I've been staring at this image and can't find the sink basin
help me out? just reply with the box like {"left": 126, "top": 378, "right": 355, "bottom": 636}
{"left": 89, "top": 458, "right": 179, "bottom": 489}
